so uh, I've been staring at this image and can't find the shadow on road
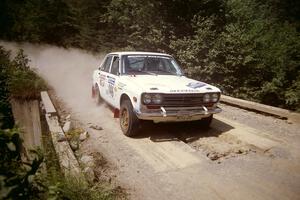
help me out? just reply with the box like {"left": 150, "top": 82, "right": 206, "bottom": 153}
{"left": 134, "top": 118, "right": 234, "bottom": 144}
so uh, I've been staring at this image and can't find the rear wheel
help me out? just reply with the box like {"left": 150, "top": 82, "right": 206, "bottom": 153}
{"left": 200, "top": 115, "right": 213, "bottom": 128}
{"left": 120, "top": 99, "right": 141, "bottom": 137}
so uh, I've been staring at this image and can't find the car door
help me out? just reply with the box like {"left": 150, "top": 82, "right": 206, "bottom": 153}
{"left": 98, "top": 55, "right": 113, "bottom": 102}
{"left": 106, "top": 55, "right": 121, "bottom": 108}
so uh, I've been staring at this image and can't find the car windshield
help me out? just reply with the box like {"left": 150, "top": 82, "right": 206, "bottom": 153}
{"left": 122, "top": 55, "right": 184, "bottom": 76}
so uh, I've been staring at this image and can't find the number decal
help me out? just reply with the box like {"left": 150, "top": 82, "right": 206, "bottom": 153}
{"left": 99, "top": 74, "right": 106, "bottom": 86}
{"left": 107, "top": 76, "right": 116, "bottom": 98}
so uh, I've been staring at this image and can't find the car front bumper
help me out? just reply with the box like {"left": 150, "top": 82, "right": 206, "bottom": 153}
{"left": 135, "top": 106, "right": 222, "bottom": 122}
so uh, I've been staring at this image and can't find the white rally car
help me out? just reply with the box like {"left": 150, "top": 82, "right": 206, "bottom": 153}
{"left": 92, "top": 52, "right": 222, "bottom": 136}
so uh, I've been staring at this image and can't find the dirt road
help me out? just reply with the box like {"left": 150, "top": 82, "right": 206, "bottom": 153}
{"left": 2, "top": 42, "right": 300, "bottom": 200}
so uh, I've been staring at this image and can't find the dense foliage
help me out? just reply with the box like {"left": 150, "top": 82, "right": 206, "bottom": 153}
{"left": 171, "top": 0, "right": 300, "bottom": 109}
{"left": 0, "top": 47, "right": 47, "bottom": 129}
{"left": 0, "top": 47, "right": 117, "bottom": 200}
{"left": 0, "top": 50, "right": 46, "bottom": 199}
{"left": 0, "top": 128, "right": 117, "bottom": 200}
{"left": 0, "top": 0, "right": 299, "bottom": 110}
{"left": 0, "top": 47, "right": 14, "bottom": 129}
{"left": 7, "top": 50, "right": 47, "bottom": 100}
{"left": 0, "top": 128, "right": 44, "bottom": 199}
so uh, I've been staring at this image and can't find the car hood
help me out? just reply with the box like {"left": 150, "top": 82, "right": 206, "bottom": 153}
{"left": 121, "top": 75, "right": 220, "bottom": 93}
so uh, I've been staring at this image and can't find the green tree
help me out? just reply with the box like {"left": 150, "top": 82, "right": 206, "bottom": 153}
{"left": 170, "top": 0, "right": 300, "bottom": 110}
{"left": 0, "top": 47, "right": 14, "bottom": 129}
{"left": 0, "top": 0, "right": 299, "bottom": 110}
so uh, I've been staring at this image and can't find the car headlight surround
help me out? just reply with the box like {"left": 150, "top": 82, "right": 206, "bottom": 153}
{"left": 152, "top": 94, "right": 163, "bottom": 104}
{"left": 142, "top": 93, "right": 163, "bottom": 104}
{"left": 211, "top": 93, "right": 220, "bottom": 102}
{"left": 203, "top": 93, "right": 220, "bottom": 103}
{"left": 203, "top": 93, "right": 211, "bottom": 103}
{"left": 143, "top": 94, "right": 152, "bottom": 104}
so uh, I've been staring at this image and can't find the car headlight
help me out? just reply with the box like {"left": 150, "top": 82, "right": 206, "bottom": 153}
{"left": 143, "top": 94, "right": 152, "bottom": 104}
{"left": 203, "top": 94, "right": 211, "bottom": 103}
{"left": 211, "top": 93, "right": 219, "bottom": 102}
{"left": 142, "top": 93, "right": 163, "bottom": 104}
{"left": 152, "top": 94, "right": 163, "bottom": 104}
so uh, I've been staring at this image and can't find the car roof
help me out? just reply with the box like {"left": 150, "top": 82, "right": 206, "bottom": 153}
{"left": 108, "top": 51, "right": 171, "bottom": 57}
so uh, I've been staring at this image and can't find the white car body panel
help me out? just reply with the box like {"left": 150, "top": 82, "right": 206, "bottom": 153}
{"left": 92, "top": 52, "right": 222, "bottom": 122}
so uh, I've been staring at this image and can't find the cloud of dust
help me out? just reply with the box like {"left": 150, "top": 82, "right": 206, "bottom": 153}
{"left": 0, "top": 41, "right": 106, "bottom": 114}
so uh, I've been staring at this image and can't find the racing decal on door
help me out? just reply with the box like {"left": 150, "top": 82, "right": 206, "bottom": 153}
{"left": 99, "top": 74, "right": 106, "bottom": 86}
{"left": 107, "top": 76, "right": 116, "bottom": 98}
{"left": 117, "top": 82, "right": 126, "bottom": 90}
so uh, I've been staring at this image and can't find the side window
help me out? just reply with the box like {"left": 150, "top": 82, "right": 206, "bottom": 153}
{"left": 101, "top": 56, "right": 112, "bottom": 72}
{"left": 110, "top": 56, "right": 120, "bottom": 75}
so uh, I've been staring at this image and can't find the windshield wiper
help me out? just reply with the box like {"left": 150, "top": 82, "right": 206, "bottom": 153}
{"left": 142, "top": 70, "right": 157, "bottom": 76}
{"left": 127, "top": 69, "right": 157, "bottom": 76}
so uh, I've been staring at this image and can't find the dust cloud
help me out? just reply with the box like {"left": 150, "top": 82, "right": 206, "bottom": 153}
{"left": 0, "top": 41, "right": 105, "bottom": 113}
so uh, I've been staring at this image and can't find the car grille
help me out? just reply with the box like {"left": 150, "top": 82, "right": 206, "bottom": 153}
{"left": 160, "top": 93, "right": 204, "bottom": 107}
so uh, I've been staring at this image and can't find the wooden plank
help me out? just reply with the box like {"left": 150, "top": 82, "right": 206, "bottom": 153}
{"left": 10, "top": 99, "right": 42, "bottom": 148}
{"left": 10, "top": 99, "right": 43, "bottom": 161}
{"left": 221, "top": 95, "right": 300, "bottom": 123}
{"left": 215, "top": 115, "right": 282, "bottom": 151}
{"left": 30, "top": 100, "right": 42, "bottom": 147}
{"left": 41, "top": 91, "right": 57, "bottom": 115}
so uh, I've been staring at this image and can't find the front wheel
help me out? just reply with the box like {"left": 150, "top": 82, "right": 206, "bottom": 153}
{"left": 120, "top": 100, "right": 141, "bottom": 137}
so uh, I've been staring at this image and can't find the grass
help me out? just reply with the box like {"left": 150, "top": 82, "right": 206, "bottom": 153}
{"left": 41, "top": 115, "right": 121, "bottom": 200}
{"left": 8, "top": 68, "right": 47, "bottom": 100}
{"left": 47, "top": 177, "right": 118, "bottom": 200}
{"left": 65, "top": 127, "right": 84, "bottom": 141}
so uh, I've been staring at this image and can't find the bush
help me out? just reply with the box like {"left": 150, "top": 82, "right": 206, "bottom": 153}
{"left": 0, "top": 127, "right": 119, "bottom": 200}
{"left": 7, "top": 49, "right": 47, "bottom": 100}
{"left": 0, "top": 128, "right": 45, "bottom": 200}
{"left": 170, "top": 0, "right": 300, "bottom": 111}
{"left": 0, "top": 46, "right": 47, "bottom": 128}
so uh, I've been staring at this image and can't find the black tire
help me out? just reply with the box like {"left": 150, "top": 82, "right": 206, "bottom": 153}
{"left": 200, "top": 114, "right": 213, "bottom": 128}
{"left": 120, "top": 99, "right": 141, "bottom": 137}
{"left": 94, "top": 85, "right": 103, "bottom": 105}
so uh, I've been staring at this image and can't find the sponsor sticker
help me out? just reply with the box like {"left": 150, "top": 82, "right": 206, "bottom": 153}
{"left": 117, "top": 82, "right": 126, "bottom": 90}
{"left": 108, "top": 77, "right": 115, "bottom": 85}
{"left": 170, "top": 89, "right": 200, "bottom": 93}
{"left": 107, "top": 76, "right": 116, "bottom": 97}
{"left": 186, "top": 82, "right": 206, "bottom": 89}
{"left": 99, "top": 74, "right": 106, "bottom": 86}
